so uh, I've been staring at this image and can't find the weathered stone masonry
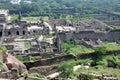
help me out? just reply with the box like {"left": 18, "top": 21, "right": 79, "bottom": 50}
{"left": 57, "top": 30, "right": 120, "bottom": 42}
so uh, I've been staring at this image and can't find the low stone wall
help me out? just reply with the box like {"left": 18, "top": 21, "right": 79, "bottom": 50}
{"left": 105, "top": 21, "right": 120, "bottom": 26}
{"left": 24, "top": 55, "right": 75, "bottom": 69}
{"left": 24, "top": 50, "right": 120, "bottom": 69}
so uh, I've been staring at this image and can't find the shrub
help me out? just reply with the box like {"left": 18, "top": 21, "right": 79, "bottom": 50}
{"left": 58, "top": 61, "right": 75, "bottom": 78}
{"left": 0, "top": 61, "right": 3, "bottom": 65}
{"left": 78, "top": 73, "right": 93, "bottom": 80}
{"left": 86, "top": 74, "right": 94, "bottom": 80}
{"left": 94, "top": 46, "right": 107, "bottom": 57}
{"left": 29, "top": 56, "right": 36, "bottom": 62}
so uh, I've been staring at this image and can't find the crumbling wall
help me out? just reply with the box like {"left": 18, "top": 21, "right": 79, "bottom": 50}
{"left": 58, "top": 30, "right": 120, "bottom": 42}
{"left": 107, "top": 30, "right": 120, "bottom": 42}
{"left": 4, "top": 27, "right": 28, "bottom": 36}
{"left": 105, "top": 21, "right": 120, "bottom": 26}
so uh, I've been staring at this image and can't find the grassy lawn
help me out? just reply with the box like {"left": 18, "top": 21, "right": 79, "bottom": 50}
{"left": 22, "top": 16, "right": 49, "bottom": 22}
{"left": 66, "top": 45, "right": 94, "bottom": 55}
{"left": 62, "top": 40, "right": 120, "bottom": 56}
{"left": 61, "top": 40, "right": 94, "bottom": 56}
{"left": 22, "top": 17, "right": 40, "bottom": 21}
{"left": 103, "top": 42, "right": 120, "bottom": 51}
{"left": 9, "top": 15, "right": 49, "bottom": 22}
{"left": 8, "top": 14, "right": 19, "bottom": 23}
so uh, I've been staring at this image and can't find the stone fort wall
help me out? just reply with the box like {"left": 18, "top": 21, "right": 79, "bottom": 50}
{"left": 58, "top": 30, "right": 120, "bottom": 42}
{"left": 105, "top": 21, "right": 120, "bottom": 26}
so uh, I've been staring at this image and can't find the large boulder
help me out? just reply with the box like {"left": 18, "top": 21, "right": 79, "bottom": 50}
{"left": 0, "top": 48, "right": 28, "bottom": 79}
{"left": 5, "top": 53, "right": 28, "bottom": 74}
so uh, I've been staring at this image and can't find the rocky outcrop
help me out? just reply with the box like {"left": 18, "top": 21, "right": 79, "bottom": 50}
{"left": 5, "top": 53, "right": 28, "bottom": 73}
{"left": 0, "top": 51, "right": 28, "bottom": 79}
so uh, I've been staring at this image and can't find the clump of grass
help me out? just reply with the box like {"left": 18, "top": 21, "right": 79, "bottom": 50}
{"left": 0, "top": 46, "right": 6, "bottom": 51}
{"left": 28, "top": 73, "right": 44, "bottom": 78}
{"left": 0, "top": 61, "right": 3, "bottom": 65}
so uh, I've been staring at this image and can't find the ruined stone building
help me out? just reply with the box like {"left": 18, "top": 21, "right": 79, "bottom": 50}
{"left": 0, "top": 10, "right": 53, "bottom": 37}
{"left": 5, "top": 24, "right": 27, "bottom": 36}
{"left": 49, "top": 18, "right": 111, "bottom": 33}
{"left": 4, "top": 21, "right": 52, "bottom": 37}
{"left": 55, "top": 29, "right": 120, "bottom": 50}
{"left": 74, "top": 20, "right": 110, "bottom": 32}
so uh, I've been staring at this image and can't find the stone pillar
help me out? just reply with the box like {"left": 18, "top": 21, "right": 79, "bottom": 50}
{"left": 56, "top": 35, "right": 62, "bottom": 53}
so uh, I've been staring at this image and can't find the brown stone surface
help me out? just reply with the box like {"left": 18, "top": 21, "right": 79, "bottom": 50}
{"left": 5, "top": 53, "right": 28, "bottom": 73}
{"left": 0, "top": 52, "right": 28, "bottom": 79}
{"left": 3, "top": 64, "right": 9, "bottom": 71}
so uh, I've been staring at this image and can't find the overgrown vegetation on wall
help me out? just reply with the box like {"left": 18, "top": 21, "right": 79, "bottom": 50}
{"left": 61, "top": 40, "right": 94, "bottom": 56}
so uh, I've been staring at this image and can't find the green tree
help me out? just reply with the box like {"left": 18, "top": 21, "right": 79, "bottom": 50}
{"left": 94, "top": 46, "right": 107, "bottom": 57}
{"left": 58, "top": 61, "right": 74, "bottom": 78}
{"left": 92, "top": 46, "right": 107, "bottom": 66}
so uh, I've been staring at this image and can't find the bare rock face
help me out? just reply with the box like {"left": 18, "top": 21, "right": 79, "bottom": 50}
{"left": 3, "top": 64, "right": 9, "bottom": 71}
{"left": 0, "top": 51, "right": 28, "bottom": 79}
{"left": 5, "top": 53, "right": 28, "bottom": 74}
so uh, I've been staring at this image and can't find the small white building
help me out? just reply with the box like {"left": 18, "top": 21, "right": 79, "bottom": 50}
{"left": 10, "top": 0, "right": 21, "bottom": 4}
{"left": 56, "top": 26, "right": 76, "bottom": 32}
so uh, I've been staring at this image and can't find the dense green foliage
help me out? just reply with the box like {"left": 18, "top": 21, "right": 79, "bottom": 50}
{"left": 58, "top": 54, "right": 120, "bottom": 79}
{"left": 61, "top": 40, "right": 120, "bottom": 56}
{"left": 57, "top": 59, "right": 93, "bottom": 79}
{"left": 1, "top": 0, "right": 120, "bottom": 18}
{"left": 58, "top": 60, "right": 74, "bottom": 78}
{"left": 94, "top": 46, "right": 107, "bottom": 57}
{"left": 61, "top": 40, "right": 94, "bottom": 56}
